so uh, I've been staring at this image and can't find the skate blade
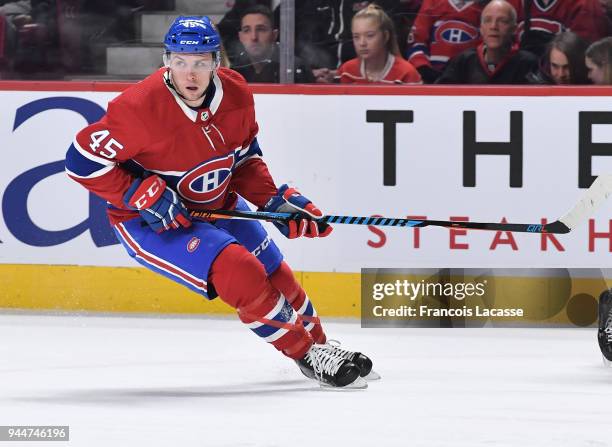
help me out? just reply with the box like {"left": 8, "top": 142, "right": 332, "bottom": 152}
{"left": 319, "top": 376, "right": 368, "bottom": 390}
{"left": 365, "top": 370, "right": 381, "bottom": 381}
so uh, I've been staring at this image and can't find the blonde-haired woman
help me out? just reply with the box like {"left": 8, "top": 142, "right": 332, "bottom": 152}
{"left": 337, "top": 4, "right": 422, "bottom": 84}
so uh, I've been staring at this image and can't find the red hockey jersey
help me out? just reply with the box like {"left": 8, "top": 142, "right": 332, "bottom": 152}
{"left": 508, "top": 0, "right": 609, "bottom": 43}
{"left": 337, "top": 55, "right": 423, "bottom": 84}
{"left": 65, "top": 68, "right": 277, "bottom": 225}
{"left": 406, "top": 0, "right": 483, "bottom": 71}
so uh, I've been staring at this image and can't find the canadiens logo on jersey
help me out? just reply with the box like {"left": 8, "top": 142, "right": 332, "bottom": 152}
{"left": 187, "top": 237, "right": 201, "bottom": 253}
{"left": 434, "top": 20, "right": 479, "bottom": 44}
{"left": 177, "top": 152, "right": 235, "bottom": 204}
{"left": 534, "top": 0, "right": 558, "bottom": 12}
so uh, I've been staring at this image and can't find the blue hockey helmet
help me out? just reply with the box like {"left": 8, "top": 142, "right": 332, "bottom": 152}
{"left": 164, "top": 16, "right": 221, "bottom": 54}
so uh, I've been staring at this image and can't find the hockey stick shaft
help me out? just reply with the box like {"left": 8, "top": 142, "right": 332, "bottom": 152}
{"left": 189, "top": 209, "right": 569, "bottom": 233}
{"left": 189, "top": 175, "right": 612, "bottom": 235}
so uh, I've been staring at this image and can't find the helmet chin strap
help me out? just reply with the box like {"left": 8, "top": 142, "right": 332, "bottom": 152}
{"left": 164, "top": 68, "right": 213, "bottom": 106}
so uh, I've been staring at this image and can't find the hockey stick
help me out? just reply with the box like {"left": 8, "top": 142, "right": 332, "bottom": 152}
{"left": 190, "top": 175, "right": 612, "bottom": 234}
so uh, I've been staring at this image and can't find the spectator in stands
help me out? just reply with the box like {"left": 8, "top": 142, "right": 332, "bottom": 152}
{"left": 233, "top": 5, "right": 314, "bottom": 83}
{"left": 585, "top": 36, "right": 612, "bottom": 85}
{"left": 293, "top": 0, "right": 401, "bottom": 83}
{"left": 507, "top": 0, "right": 609, "bottom": 58}
{"left": 437, "top": 0, "right": 538, "bottom": 84}
{"left": 528, "top": 32, "right": 589, "bottom": 84}
{"left": 337, "top": 4, "right": 421, "bottom": 84}
{"left": 405, "top": 0, "right": 484, "bottom": 84}
{"left": 218, "top": 0, "right": 272, "bottom": 64}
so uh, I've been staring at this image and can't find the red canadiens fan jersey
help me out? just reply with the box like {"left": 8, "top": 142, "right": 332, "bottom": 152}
{"left": 65, "top": 68, "right": 277, "bottom": 225}
{"left": 508, "top": 0, "right": 609, "bottom": 43}
{"left": 337, "top": 55, "right": 423, "bottom": 84}
{"left": 406, "top": 0, "right": 483, "bottom": 71}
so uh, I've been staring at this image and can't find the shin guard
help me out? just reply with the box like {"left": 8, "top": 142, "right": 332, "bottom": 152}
{"left": 269, "top": 261, "right": 326, "bottom": 344}
{"left": 209, "top": 244, "right": 312, "bottom": 359}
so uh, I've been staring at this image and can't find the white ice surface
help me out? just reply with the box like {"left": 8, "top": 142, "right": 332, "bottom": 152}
{"left": 0, "top": 313, "right": 610, "bottom": 447}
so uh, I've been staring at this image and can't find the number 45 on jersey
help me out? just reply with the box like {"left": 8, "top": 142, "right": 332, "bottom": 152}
{"left": 89, "top": 130, "right": 123, "bottom": 159}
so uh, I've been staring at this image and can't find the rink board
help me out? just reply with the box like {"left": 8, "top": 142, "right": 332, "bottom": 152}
{"left": 0, "top": 264, "right": 609, "bottom": 326}
{"left": 0, "top": 83, "right": 612, "bottom": 322}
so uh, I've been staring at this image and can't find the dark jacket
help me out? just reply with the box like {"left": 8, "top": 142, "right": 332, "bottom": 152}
{"left": 232, "top": 43, "right": 315, "bottom": 83}
{"left": 436, "top": 43, "right": 538, "bottom": 84}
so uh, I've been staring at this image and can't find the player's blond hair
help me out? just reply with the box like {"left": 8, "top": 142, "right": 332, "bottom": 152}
{"left": 352, "top": 4, "right": 401, "bottom": 57}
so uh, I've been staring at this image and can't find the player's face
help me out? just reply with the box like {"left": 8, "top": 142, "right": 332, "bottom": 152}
{"left": 168, "top": 53, "right": 215, "bottom": 106}
{"left": 480, "top": 2, "right": 516, "bottom": 51}
{"left": 549, "top": 48, "right": 570, "bottom": 84}
{"left": 239, "top": 14, "right": 278, "bottom": 60}
{"left": 352, "top": 17, "right": 387, "bottom": 61}
{"left": 586, "top": 57, "right": 606, "bottom": 85}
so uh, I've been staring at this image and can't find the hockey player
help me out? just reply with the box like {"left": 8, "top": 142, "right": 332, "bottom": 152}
{"left": 64, "top": 16, "right": 375, "bottom": 389}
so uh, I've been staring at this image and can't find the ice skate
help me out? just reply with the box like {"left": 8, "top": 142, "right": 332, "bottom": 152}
{"left": 324, "top": 340, "right": 381, "bottom": 380}
{"left": 597, "top": 289, "right": 612, "bottom": 366}
{"left": 296, "top": 343, "right": 367, "bottom": 389}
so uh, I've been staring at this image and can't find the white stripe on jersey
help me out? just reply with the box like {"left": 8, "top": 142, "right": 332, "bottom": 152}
{"left": 209, "top": 74, "right": 224, "bottom": 115}
{"left": 146, "top": 168, "right": 187, "bottom": 177}
{"left": 65, "top": 164, "right": 115, "bottom": 179}
{"left": 73, "top": 139, "right": 115, "bottom": 166}
{"left": 235, "top": 154, "right": 262, "bottom": 168}
{"left": 430, "top": 55, "right": 450, "bottom": 63}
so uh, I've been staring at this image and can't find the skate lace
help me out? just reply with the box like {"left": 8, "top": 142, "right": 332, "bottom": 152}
{"left": 326, "top": 339, "right": 354, "bottom": 360}
{"left": 306, "top": 343, "right": 347, "bottom": 380}
{"left": 605, "top": 310, "right": 612, "bottom": 343}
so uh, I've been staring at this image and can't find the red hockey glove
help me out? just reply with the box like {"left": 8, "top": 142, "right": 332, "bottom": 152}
{"left": 263, "top": 184, "right": 333, "bottom": 239}
{"left": 123, "top": 175, "right": 192, "bottom": 233}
